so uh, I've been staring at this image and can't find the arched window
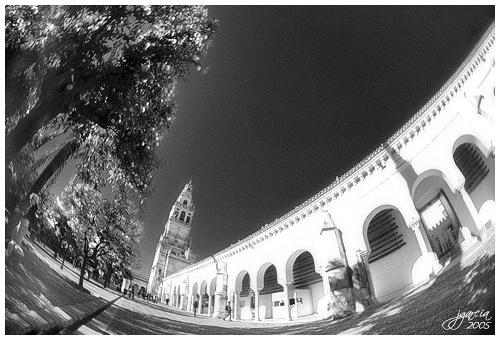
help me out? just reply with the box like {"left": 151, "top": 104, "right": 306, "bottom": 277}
{"left": 453, "top": 143, "right": 489, "bottom": 194}
{"left": 367, "top": 209, "right": 406, "bottom": 263}
{"left": 183, "top": 200, "right": 188, "bottom": 205}
{"left": 180, "top": 211, "right": 186, "bottom": 221}
{"left": 174, "top": 211, "right": 179, "bottom": 219}
{"left": 186, "top": 216, "right": 191, "bottom": 224}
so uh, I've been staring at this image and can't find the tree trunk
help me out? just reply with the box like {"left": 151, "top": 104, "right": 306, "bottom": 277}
{"left": 79, "top": 238, "right": 89, "bottom": 289}
{"left": 5, "top": 140, "right": 80, "bottom": 241}
{"left": 6, "top": 90, "right": 66, "bottom": 166}
{"left": 60, "top": 244, "right": 68, "bottom": 270}
{"left": 79, "top": 253, "right": 88, "bottom": 289}
{"left": 4, "top": 67, "right": 94, "bottom": 166}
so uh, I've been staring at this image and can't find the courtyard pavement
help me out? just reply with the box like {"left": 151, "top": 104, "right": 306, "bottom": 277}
{"left": 4, "top": 226, "right": 495, "bottom": 335}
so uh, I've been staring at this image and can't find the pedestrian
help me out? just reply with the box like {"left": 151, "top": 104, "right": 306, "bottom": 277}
{"left": 193, "top": 298, "right": 199, "bottom": 316}
{"left": 223, "top": 301, "right": 232, "bottom": 321}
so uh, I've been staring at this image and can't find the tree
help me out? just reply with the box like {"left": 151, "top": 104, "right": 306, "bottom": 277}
{"left": 100, "top": 216, "right": 142, "bottom": 289}
{"left": 59, "top": 179, "right": 142, "bottom": 289}
{"left": 59, "top": 180, "right": 106, "bottom": 288}
{"left": 5, "top": 5, "right": 217, "bottom": 247}
{"left": 6, "top": 6, "right": 217, "bottom": 165}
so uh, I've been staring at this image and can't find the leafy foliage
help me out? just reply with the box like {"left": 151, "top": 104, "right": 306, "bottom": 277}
{"left": 55, "top": 179, "right": 143, "bottom": 288}
{"left": 5, "top": 4, "right": 217, "bottom": 200}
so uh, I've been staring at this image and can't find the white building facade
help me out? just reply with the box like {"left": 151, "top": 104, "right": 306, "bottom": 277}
{"left": 158, "top": 23, "right": 495, "bottom": 321}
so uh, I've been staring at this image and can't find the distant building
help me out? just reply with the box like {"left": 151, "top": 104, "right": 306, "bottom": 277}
{"left": 147, "top": 181, "right": 197, "bottom": 295}
{"left": 158, "top": 23, "right": 495, "bottom": 321}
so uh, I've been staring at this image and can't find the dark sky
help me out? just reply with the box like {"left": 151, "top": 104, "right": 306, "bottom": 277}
{"left": 109, "top": 6, "right": 496, "bottom": 277}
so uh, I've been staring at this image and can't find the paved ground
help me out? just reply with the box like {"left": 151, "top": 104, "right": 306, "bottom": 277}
{"left": 4, "top": 226, "right": 495, "bottom": 335}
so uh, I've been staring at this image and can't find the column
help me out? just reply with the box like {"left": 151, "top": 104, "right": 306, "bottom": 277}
{"left": 208, "top": 294, "right": 213, "bottom": 317}
{"left": 212, "top": 262, "right": 228, "bottom": 318}
{"left": 205, "top": 294, "right": 210, "bottom": 316}
{"left": 187, "top": 294, "right": 193, "bottom": 312}
{"left": 409, "top": 220, "right": 442, "bottom": 275}
{"left": 458, "top": 186, "right": 486, "bottom": 241}
{"left": 282, "top": 283, "right": 293, "bottom": 321}
{"left": 234, "top": 291, "right": 241, "bottom": 320}
{"left": 254, "top": 288, "right": 261, "bottom": 321}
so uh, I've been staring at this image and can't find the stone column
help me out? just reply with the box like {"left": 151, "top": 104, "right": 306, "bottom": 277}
{"left": 458, "top": 185, "right": 486, "bottom": 241}
{"left": 212, "top": 262, "right": 228, "bottom": 318}
{"left": 205, "top": 294, "right": 211, "bottom": 316}
{"left": 254, "top": 288, "right": 261, "bottom": 321}
{"left": 281, "top": 283, "right": 293, "bottom": 321}
{"left": 181, "top": 294, "right": 188, "bottom": 310}
{"left": 208, "top": 294, "right": 213, "bottom": 317}
{"left": 234, "top": 291, "right": 241, "bottom": 320}
{"left": 187, "top": 293, "right": 193, "bottom": 312}
{"left": 409, "top": 220, "right": 442, "bottom": 275}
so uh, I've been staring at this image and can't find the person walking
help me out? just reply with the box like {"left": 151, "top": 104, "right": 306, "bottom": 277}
{"left": 223, "top": 301, "right": 232, "bottom": 321}
{"left": 193, "top": 298, "right": 199, "bottom": 317}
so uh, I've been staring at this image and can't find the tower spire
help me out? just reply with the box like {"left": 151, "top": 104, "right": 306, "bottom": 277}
{"left": 147, "top": 181, "right": 197, "bottom": 295}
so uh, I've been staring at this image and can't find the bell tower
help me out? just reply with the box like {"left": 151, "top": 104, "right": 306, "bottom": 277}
{"left": 147, "top": 180, "right": 198, "bottom": 295}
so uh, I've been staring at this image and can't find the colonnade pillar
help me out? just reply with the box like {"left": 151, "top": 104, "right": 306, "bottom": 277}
{"left": 187, "top": 293, "right": 193, "bottom": 312}
{"left": 208, "top": 294, "right": 213, "bottom": 316}
{"left": 212, "top": 261, "right": 228, "bottom": 318}
{"left": 234, "top": 291, "right": 241, "bottom": 320}
{"left": 281, "top": 283, "right": 293, "bottom": 321}
{"left": 253, "top": 287, "right": 261, "bottom": 321}
{"left": 409, "top": 219, "right": 442, "bottom": 275}
{"left": 457, "top": 185, "right": 486, "bottom": 241}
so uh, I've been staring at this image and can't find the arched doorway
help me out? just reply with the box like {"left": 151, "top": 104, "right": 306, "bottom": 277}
{"left": 235, "top": 271, "right": 254, "bottom": 320}
{"left": 364, "top": 207, "right": 421, "bottom": 300}
{"left": 413, "top": 169, "right": 483, "bottom": 258}
{"left": 453, "top": 141, "right": 495, "bottom": 229}
{"left": 191, "top": 282, "right": 199, "bottom": 312}
{"left": 419, "top": 192, "right": 462, "bottom": 257}
{"left": 288, "top": 251, "right": 323, "bottom": 319}
{"left": 209, "top": 278, "right": 217, "bottom": 315}
{"left": 258, "top": 264, "right": 283, "bottom": 319}
{"left": 200, "top": 281, "right": 209, "bottom": 315}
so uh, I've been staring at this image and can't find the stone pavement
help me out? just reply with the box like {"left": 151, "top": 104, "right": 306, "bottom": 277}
{"left": 5, "top": 239, "right": 123, "bottom": 335}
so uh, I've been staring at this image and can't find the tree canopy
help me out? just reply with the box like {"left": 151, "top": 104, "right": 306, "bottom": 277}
{"left": 6, "top": 5, "right": 217, "bottom": 200}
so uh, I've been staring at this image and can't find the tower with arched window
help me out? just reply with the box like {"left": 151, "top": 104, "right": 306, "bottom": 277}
{"left": 147, "top": 180, "right": 198, "bottom": 295}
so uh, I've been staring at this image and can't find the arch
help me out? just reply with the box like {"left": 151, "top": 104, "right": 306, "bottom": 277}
{"left": 199, "top": 281, "right": 209, "bottom": 314}
{"left": 411, "top": 170, "right": 454, "bottom": 202}
{"left": 192, "top": 282, "right": 199, "bottom": 296}
{"left": 284, "top": 248, "right": 321, "bottom": 283}
{"left": 234, "top": 270, "right": 254, "bottom": 320}
{"left": 362, "top": 206, "right": 421, "bottom": 300}
{"left": 413, "top": 167, "right": 484, "bottom": 241}
{"left": 284, "top": 250, "right": 323, "bottom": 318}
{"left": 452, "top": 134, "right": 490, "bottom": 158}
{"left": 180, "top": 211, "right": 186, "bottom": 221}
{"left": 362, "top": 204, "right": 400, "bottom": 253}
{"left": 209, "top": 277, "right": 217, "bottom": 315}
{"left": 256, "top": 263, "right": 275, "bottom": 290}
{"left": 452, "top": 138, "right": 495, "bottom": 228}
{"left": 209, "top": 277, "right": 217, "bottom": 294}
{"left": 256, "top": 264, "right": 283, "bottom": 319}
{"left": 235, "top": 270, "right": 250, "bottom": 292}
